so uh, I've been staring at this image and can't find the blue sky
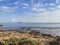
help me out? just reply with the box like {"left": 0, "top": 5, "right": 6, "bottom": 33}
{"left": 0, "top": 0, "right": 60, "bottom": 23}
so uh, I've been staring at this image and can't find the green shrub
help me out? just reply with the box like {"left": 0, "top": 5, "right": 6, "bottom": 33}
{"left": 18, "top": 38, "right": 39, "bottom": 45}
{"left": 0, "top": 38, "right": 40, "bottom": 45}
{"left": 0, "top": 42, "right": 5, "bottom": 45}
{"left": 49, "top": 41, "right": 58, "bottom": 45}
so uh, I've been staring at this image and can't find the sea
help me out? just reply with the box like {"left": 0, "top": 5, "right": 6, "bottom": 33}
{"left": 1, "top": 22, "right": 60, "bottom": 36}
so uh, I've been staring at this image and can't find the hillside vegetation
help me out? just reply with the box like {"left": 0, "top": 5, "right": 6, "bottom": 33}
{"left": 0, "top": 31, "right": 59, "bottom": 45}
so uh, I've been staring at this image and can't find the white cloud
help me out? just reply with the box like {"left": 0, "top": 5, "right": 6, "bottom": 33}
{"left": 31, "top": 3, "right": 55, "bottom": 12}
{"left": 32, "top": 7, "right": 46, "bottom": 12}
{"left": 48, "top": 7, "right": 55, "bottom": 10}
{"left": 33, "top": 3, "right": 44, "bottom": 8}
{"left": 56, "top": 0, "right": 59, "bottom": 3}
{"left": 14, "top": 1, "right": 19, "bottom": 5}
{"left": 0, "top": 6, "right": 18, "bottom": 12}
{"left": 52, "top": 9, "right": 60, "bottom": 16}
{"left": 57, "top": 5, "right": 60, "bottom": 8}
{"left": 45, "top": 3, "right": 48, "bottom": 5}
{"left": 55, "top": 0, "right": 60, "bottom": 4}
{"left": 49, "top": 3, "right": 55, "bottom": 6}
{"left": 34, "top": 3, "right": 40, "bottom": 7}
{"left": 22, "top": 3, "right": 30, "bottom": 9}
{"left": 23, "top": 3, "right": 29, "bottom": 7}
{"left": 22, "top": 7, "right": 60, "bottom": 23}
{"left": 2, "top": 6, "right": 10, "bottom": 9}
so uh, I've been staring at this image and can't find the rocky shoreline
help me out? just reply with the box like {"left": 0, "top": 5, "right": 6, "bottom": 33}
{"left": 0, "top": 30, "right": 59, "bottom": 45}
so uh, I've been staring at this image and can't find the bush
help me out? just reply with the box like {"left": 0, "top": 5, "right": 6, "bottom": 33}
{"left": 0, "top": 38, "right": 40, "bottom": 45}
{"left": 49, "top": 41, "right": 58, "bottom": 45}
{"left": 0, "top": 42, "right": 5, "bottom": 45}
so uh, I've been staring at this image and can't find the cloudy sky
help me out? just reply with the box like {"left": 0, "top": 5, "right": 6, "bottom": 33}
{"left": 0, "top": 0, "right": 60, "bottom": 23}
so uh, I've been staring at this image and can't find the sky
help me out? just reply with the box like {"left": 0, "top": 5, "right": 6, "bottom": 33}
{"left": 0, "top": 0, "right": 60, "bottom": 23}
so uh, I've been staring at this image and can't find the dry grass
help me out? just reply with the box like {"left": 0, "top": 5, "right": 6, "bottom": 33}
{"left": 0, "top": 31, "right": 58, "bottom": 45}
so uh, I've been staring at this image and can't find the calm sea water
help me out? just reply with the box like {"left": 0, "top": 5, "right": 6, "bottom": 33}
{"left": 1, "top": 22, "right": 60, "bottom": 36}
